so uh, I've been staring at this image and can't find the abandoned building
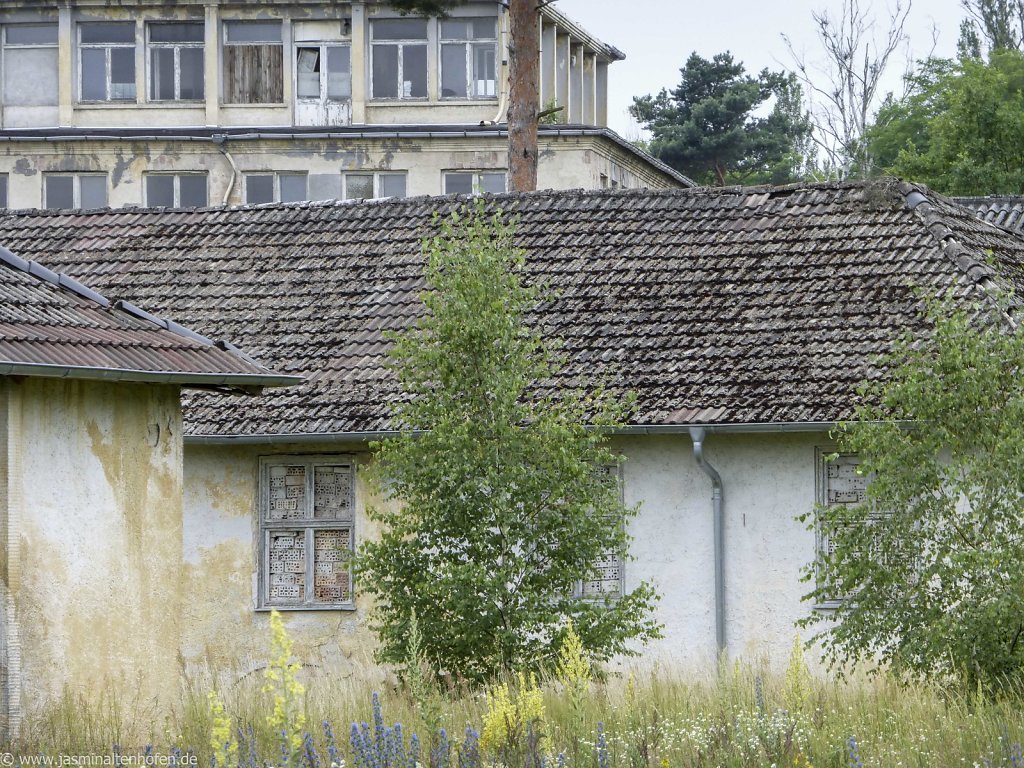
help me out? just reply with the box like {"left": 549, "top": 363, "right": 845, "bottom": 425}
{"left": 0, "top": 0, "right": 688, "bottom": 211}
{"left": 0, "top": 244, "right": 299, "bottom": 734}
{"left": 0, "top": 179, "right": 1019, "bottom": 724}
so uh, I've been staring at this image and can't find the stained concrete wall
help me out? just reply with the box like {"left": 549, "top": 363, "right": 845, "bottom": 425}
{"left": 0, "top": 378, "right": 185, "bottom": 729}
{"left": 180, "top": 430, "right": 826, "bottom": 680}
{"left": 0, "top": 132, "right": 678, "bottom": 209}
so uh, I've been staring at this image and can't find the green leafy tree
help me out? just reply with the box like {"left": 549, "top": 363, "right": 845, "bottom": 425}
{"left": 356, "top": 205, "right": 661, "bottom": 683}
{"left": 800, "top": 294, "right": 1024, "bottom": 692}
{"left": 867, "top": 50, "right": 1024, "bottom": 194}
{"left": 960, "top": 0, "right": 1024, "bottom": 53}
{"left": 391, "top": 0, "right": 540, "bottom": 192}
{"left": 630, "top": 52, "right": 813, "bottom": 186}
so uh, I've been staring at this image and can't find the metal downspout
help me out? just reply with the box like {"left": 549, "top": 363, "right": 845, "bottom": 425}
{"left": 212, "top": 134, "right": 238, "bottom": 205}
{"left": 689, "top": 426, "right": 725, "bottom": 660}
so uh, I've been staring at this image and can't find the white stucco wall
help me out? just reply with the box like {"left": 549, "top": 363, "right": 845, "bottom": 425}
{"left": 0, "top": 378, "right": 185, "bottom": 727}
{"left": 181, "top": 430, "right": 828, "bottom": 679}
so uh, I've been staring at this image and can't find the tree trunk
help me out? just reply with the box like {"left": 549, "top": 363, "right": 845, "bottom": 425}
{"left": 507, "top": 0, "right": 540, "bottom": 192}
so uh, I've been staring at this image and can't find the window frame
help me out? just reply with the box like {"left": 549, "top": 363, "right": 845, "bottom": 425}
{"left": 2, "top": 23, "right": 59, "bottom": 108}
{"left": 0, "top": 174, "right": 8, "bottom": 210}
{"left": 222, "top": 20, "right": 284, "bottom": 104}
{"left": 341, "top": 171, "right": 407, "bottom": 200}
{"left": 443, "top": 170, "right": 506, "bottom": 195}
{"left": 77, "top": 22, "right": 137, "bottom": 103}
{"left": 243, "top": 172, "right": 308, "bottom": 204}
{"left": 574, "top": 463, "right": 626, "bottom": 600}
{"left": 146, "top": 21, "right": 205, "bottom": 102}
{"left": 43, "top": 172, "right": 107, "bottom": 210}
{"left": 257, "top": 455, "right": 356, "bottom": 611}
{"left": 295, "top": 43, "right": 352, "bottom": 103}
{"left": 438, "top": 17, "right": 497, "bottom": 100}
{"left": 144, "top": 172, "right": 209, "bottom": 208}
{"left": 369, "top": 18, "right": 428, "bottom": 101}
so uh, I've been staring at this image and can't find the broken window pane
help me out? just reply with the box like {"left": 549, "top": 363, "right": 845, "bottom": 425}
{"left": 80, "top": 48, "right": 106, "bottom": 100}
{"left": 79, "top": 176, "right": 107, "bottom": 208}
{"left": 146, "top": 175, "right": 175, "bottom": 207}
{"left": 45, "top": 176, "right": 74, "bottom": 210}
{"left": 345, "top": 174, "right": 373, "bottom": 200}
{"left": 296, "top": 48, "right": 321, "bottom": 99}
{"left": 280, "top": 174, "right": 308, "bottom": 203}
{"left": 246, "top": 175, "right": 274, "bottom": 205}
{"left": 80, "top": 23, "right": 135, "bottom": 44}
{"left": 380, "top": 174, "right": 406, "bottom": 198}
{"left": 6, "top": 24, "right": 58, "bottom": 46}
{"left": 179, "top": 175, "right": 208, "bottom": 207}
{"left": 5, "top": 48, "right": 58, "bottom": 106}
{"left": 440, "top": 44, "right": 466, "bottom": 98}
{"left": 326, "top": 46, "right": 351, "bottom": 100}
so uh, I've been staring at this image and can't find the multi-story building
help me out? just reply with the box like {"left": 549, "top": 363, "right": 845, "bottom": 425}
{"left": 0, "top": 1, "right": 689, "bottom": 210}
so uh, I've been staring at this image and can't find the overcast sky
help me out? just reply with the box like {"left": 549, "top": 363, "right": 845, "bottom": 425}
{"left": 554, "top": 0, "right": 967, "bottom": 138}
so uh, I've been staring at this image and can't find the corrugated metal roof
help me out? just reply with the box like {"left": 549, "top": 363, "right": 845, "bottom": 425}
{"left": 0, "top": 245, "right": 301, "bottom": 391}
{"left": 0, "top": 180, "right": 1017, "bottom": 435}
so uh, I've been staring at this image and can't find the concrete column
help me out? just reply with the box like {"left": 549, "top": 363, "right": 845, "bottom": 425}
{"left": 425, "top": 13, "right": 438, "bottom": 101}
{"left": 58, "top": 5, "right": 73, "bottom": 126}
{"left": 540, "top": 17, "right": 556, "bottom": 110}
{"left": 596, "top": 61, "right": 608, "bottom": 127}
{"left": 350, "top": 1, "right": 366, "bottom": 124}
{"left": 282, "top": 17, "right": 293, "bottom": 119}
{"left": 204, "top": 3, "right": 220, "bottom": 126}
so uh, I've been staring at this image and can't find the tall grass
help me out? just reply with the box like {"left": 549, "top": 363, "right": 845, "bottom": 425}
{"left": 7, "top": 657, "right": 1024, "bottom": 767}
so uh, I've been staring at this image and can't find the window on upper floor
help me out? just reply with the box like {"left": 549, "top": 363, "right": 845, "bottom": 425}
{"left": 244, "top": 172, "right": 307, "bottom": 204}
{"left": 145, "top": 173, "right": 208, "bottom": 207}
{"left": 43, "top": 173, "right": 107, "bottom": 210}
{"left": 443, "top": 170, "right": 505, "bottom": 195}
{"left": 148, "top": 22, "right": 204, "bottom": 101}
{"left": 296, "top": 45, "right": 351, "bottom": 101}
{"left": 258, "top": 456, "right": 355, "bottom": 610}
{"left": 223, "top": 21, "right": 283, "bottom": 104}
{"left": 79, "top": 22, "right": 136, "bottom": 102}
{"left": 342, "top": 171, "right": 406, "bottom": 200}
{"left": 3, "top": 24, "right": 59, "bottom": 108}
{"left": 440, "top": 18, "right": 497, "bottom": 99}
{"left": 370, "top": 18, "right": 427, "bottom": 100}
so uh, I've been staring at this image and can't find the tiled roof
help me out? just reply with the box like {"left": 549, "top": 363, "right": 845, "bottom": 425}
{"left": 0, "top": 245, "right": 300, "bottom": 392}
{"left": 0, "top": 180, "right": 1019, "bottom": 436}
{"left": 954, "top": 195, "right": 1024, "bottom": 233}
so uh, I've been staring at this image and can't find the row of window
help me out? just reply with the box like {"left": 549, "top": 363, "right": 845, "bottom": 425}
{"left": 1, "top": 17, "right": 497, "bottom": 106}
{"left": 0, "top": 170, "right": 507, "bottom": 210}
{"left": 259, "top": 456, "right": 624, "bottom": 610}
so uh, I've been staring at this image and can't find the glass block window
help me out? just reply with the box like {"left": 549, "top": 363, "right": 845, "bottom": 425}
{"left": 578, "top": 464, "right": 624, "bottom": 599}
{"left": 815, "top": 451, "right": 884, "bottom": 603}
{"left": 260, "top": 456, "right": 355, "bottom": 609}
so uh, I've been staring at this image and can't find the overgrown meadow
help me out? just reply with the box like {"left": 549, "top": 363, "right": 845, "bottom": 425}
{"left": 6, "top": 613, "right": 1024, "bottom": 768}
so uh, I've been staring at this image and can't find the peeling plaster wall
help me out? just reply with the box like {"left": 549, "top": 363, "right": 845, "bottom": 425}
{"left": 0, "top": 378, "right": 184, "bottom": 722}
{"left": 0, "top": 133, "right": 678, "bottom": 209}
{"left": 182, "top": 442, "right": 384, "bottom": 682}
{"left": 181, "top": 431, "right": 824, "bottom": 681}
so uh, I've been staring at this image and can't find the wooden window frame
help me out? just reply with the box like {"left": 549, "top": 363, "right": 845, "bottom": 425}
{"left": 442, "top": 170, "right": 507, "bottom": 195}
{"left": 369, "top": 18, "right": 428, "bottom": 101}
{"left": 438, "top": 17, "right": 497, "bottom": 100}
{"left": 222, "top": 20, "right": 284, "bottom": 105}
{"left": 341, "top": 171, "right": 407, "bottom": 200}
{"left": 147, "top": 22, "right": 205, "bottom": 102}
{"left": 144, "top": 172, "right": 209, "bottom": 207}
{"left": 78, "top": 22, "right": 137, "bottom": 103}
{"left": 42, "top": 172, "right": 107, "bottom": 210}
{"left": 257, "top": 455, "right": 356, "bottom": 611}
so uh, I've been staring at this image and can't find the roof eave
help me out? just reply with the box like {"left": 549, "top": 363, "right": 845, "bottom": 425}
{"left": 0, "top": 361, "right": 303, "bottom": 392}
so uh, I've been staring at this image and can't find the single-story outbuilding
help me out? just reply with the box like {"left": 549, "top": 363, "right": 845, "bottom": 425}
{"left": 0, "top": 178, "right": 1020, "bottom": 709}
{"left": 0, "top": 245, "right": 299, "bottom": 734}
